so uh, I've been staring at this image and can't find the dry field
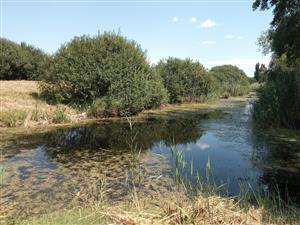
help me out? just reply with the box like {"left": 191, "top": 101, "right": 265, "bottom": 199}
{"left": 0, "top": 80, "right": 82, "bottom": 127}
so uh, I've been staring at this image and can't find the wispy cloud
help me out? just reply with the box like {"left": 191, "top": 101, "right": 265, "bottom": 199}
{"left": 172, "top": 16, "right": 178, "bottom": 23}
{"left": 224, "top": 34, "right": 234, "bottom": 39}
{"left": 200, "top": 19, "right": 216, "bottom": 28}
{"left": 224, "top": 35, "right": 243, "bottom": 40}
{"left": 201, "top": 40, "right": 216, "bottom": 45}
{"left": 190, "top": 17, "right": 197, "bottom": 23}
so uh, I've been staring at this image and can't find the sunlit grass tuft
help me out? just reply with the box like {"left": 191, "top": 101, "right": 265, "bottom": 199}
{"left": 0, "top": 110, "right": 28, "bottom": 127}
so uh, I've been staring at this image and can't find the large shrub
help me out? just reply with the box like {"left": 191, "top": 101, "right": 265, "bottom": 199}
{"left": 209, "top": 65, "right": 250, "bottom": 97}
{"left": 253, "top": 58, "right": 300, "bottom": 128}
{"left": 155, "top": 58, "right": 215, "bottom": 103}
{"left": 0, "top": 38, "right": 49, "bottom": 80}
{"left": 41, "top": 32, "right": 168, "bottom": 116}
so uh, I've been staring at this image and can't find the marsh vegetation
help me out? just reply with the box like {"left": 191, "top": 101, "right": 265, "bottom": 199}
{"left": 0, "top": 0, "right": 299, "bottom": 224}
{"left": 1, "top": 100, "right": 300, "bottom": 224}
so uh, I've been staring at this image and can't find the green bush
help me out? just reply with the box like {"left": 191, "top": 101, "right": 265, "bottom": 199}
{"left": 0, "top": 38, "right": 49, "bottom": 80}
{"left": 253, "top": 61, "right": 300, "bottom": 128}
{"left": 41, "top": 32, "right": 168, "bottom": 116}
{"left": 144, "top": 69, "right": 169, "bottom": 109}
{"left": 52, "top": 107, "right": 70, "bottom": 124}
{"left": 209, "top": 65, "right": 250, "bottom": 97}
{"left": 0, "top": 110, "right": 28, "bottom": 127}
{"left": 88, "top": 98, "right": 107, "bottom": 118}
{"left": 155, "top": 58, "right": 215, "bottom": 103}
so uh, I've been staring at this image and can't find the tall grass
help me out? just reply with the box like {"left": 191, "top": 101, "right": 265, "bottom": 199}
{"left": 167, "top": 145, "right": 300, "bottom": 224}
{"left": 52, "top": 107, "right": 70, "bottom": 124}
{"left": 0, "top": 110, "right": 28, "bottom": 127}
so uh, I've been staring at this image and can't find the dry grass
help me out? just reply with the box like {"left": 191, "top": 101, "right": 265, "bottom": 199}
{"left": 0, "top": 80, "right": 250, "bottom": 128}
{"left": 0, "top": 81, "right": 84, "bottom": 127}
{"left": 0, "top": 81, "right": 214, "bottom": 128}
{"left": 16, "top": 192, "right": 293, "bottom": 225}
{"left": 1, "top": 80, "right": 50, "bottom": 111}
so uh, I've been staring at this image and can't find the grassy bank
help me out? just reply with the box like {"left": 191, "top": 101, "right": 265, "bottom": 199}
{"left": 0, "top": 80, "right": 242, "bottom": 129}
{"left": 10, "top": 186, "right": 300, "bottom": 225}
{"left": 13, "top": 194, "right": 263, "bottom": 225}
{"left": 0, "top": 81, "right": 81, "bottom": 127}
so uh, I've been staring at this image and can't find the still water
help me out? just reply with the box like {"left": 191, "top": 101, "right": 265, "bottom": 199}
{"left": 1, "top": 100, "right": 300, "bottom": 218}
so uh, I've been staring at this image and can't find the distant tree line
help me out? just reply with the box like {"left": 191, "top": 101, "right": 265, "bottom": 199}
{"left": 253, "top": 0, "right": 300, "bottom": 129}
{"left": 0, "top": 33, "right": 250, "bottom": 116}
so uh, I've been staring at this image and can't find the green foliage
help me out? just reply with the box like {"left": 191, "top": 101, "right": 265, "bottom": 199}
{"left": 41, "top": 32, "right": 168, "bottom": 116}
{"left": 0, "top": 38, "right": 49, "bottom": 80}
{"left": 88, "top": 98, "right": 108, "bottom": 118}
{"left": 254, "top": 63, "right": 268, "bottom": 83}
{"left": 0, "top": 110, "right": 28, "bottom": 127}
{"left": 250, "top": 82, "right": 262, "bottom": 92}
{"left": 248, "top": 77, "right": 257, "bottom": 84}
{"left": 52, "top": 107, "right": 70, "bottom": 124}
{"left": 155, "top": 58, "right": 215, "bottom": 103}
{"left": 253, "top": 0, "right": 300, "bottom": 63}
{"left": 253, "top": 60, "right": 300, "bottom": 128}
{"left": 209, "top": 65, "right": 250, "bottom": 97}
{"left": 144, "top": 69, "right": 169, "bottom": 108}
{"left": 253, "top": 1, "right": 300, "bottom": 129}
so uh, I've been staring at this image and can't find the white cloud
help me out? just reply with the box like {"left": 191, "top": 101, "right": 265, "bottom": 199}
{"left": 172, "top": 16, "right": 178, "bottom": 22}
{"left": 201, "top": 41, "right": 216, "bottom": 45}
{"left": 224, "top": 34, "right": 235, "bottom": 39}
{"left": 196, "top": 143, "right": 210, "bottom": 150}
{"left": 200, "top": 19, "right": 216, "bottom": 28}
{"left": 190, "top": 17, "right": 197, "bottom": 23}
{"left": 224, "top": 35, "right": 244, "bottom": 41}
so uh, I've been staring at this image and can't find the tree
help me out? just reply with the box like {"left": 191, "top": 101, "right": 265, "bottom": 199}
{"left": 0, "top": 38, "right": 49, "bottom": 80}
{"left": 155, "top": 58, "right": 215, "bottom": 103}
{"left": 254, "top": 63, "right": 260, "bottom": 82}
{"left": 253, "top": 0, "right": 300, "bottom": 128}
{"left": 253, "top": 0, "right": 300, "bottom": 63}
{"left": 254, "top": 63, "right": 268, "bottom": 82}
{"left": 40, "top": 32, "right": 168, "bottom": 116}
{"left": 209, "top": 65, "right": 250, "bottom": 97}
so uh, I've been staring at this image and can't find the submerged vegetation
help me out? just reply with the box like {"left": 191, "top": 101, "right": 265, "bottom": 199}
{"left": 1, "top": 1, "right": 300, "bottom": 225}
{"left": 2, "top": 110, "right": 300, "bottom": 224}
{"left": 6, "top": 121, "right": 300, "bottom": 224}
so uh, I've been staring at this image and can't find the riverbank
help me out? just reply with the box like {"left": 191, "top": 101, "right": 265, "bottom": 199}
{"left": 9, "top": 182, "right": 300, "bottom": 225}
{"left": 0, "top": 80, "right": 248, "bottom": 129}
{"left": 12, "top": 193, "right": 282, "bottom": 225}
{"left": 1, "top": 86, "right": 300, "bottom": 225}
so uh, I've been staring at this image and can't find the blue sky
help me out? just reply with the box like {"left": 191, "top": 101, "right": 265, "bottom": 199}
{"left": 1, "top": 0, "right": 273, "bottom": 76}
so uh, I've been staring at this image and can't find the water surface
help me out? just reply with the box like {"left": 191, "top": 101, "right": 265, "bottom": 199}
{"left": 1, "top": 99, "right": 300, "bottom": 218}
